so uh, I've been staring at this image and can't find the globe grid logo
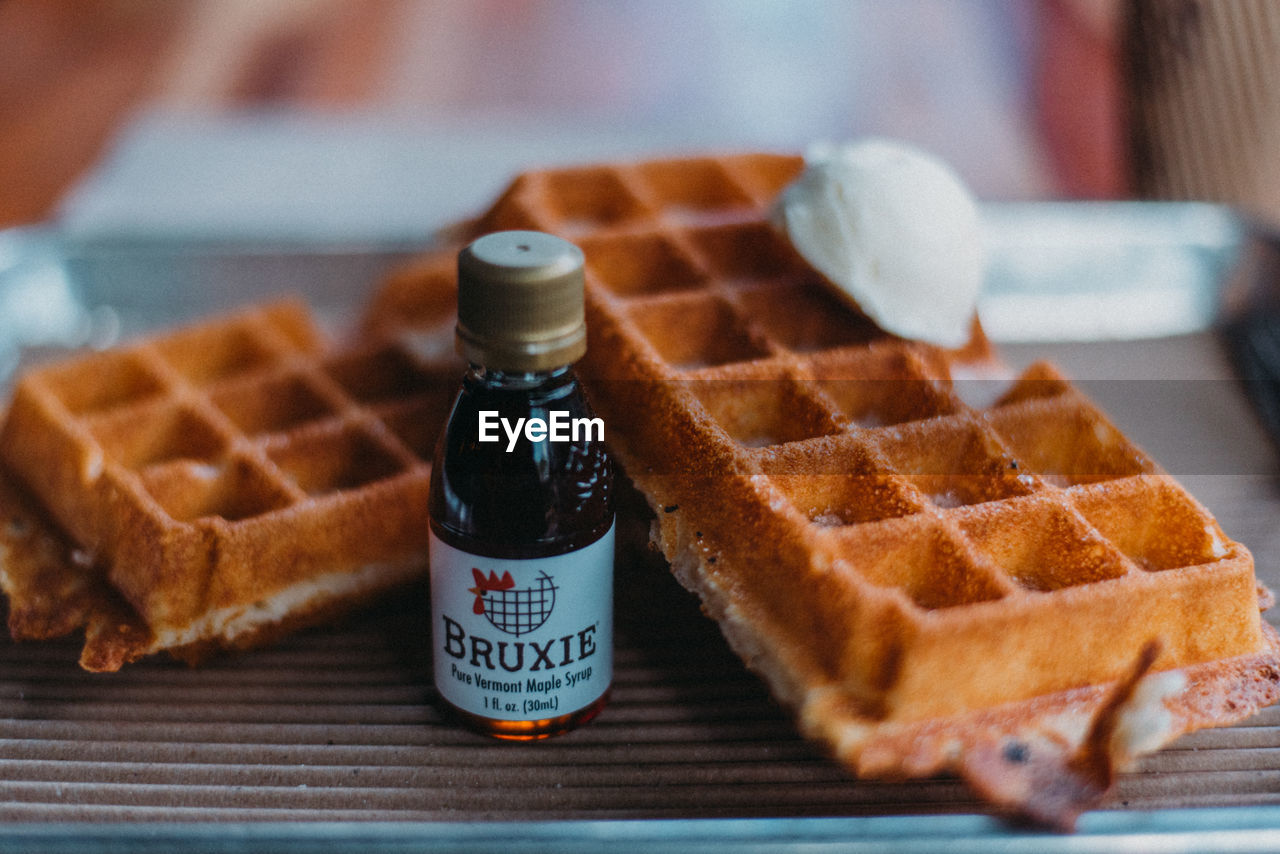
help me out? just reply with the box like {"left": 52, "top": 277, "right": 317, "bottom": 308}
{"left": 469, "top": 568, "right": 558, "bottom": 636}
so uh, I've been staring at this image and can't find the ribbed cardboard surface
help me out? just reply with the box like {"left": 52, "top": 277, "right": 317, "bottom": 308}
{"left": 1127, "top": 0, "right": 1280, "bottom": 227}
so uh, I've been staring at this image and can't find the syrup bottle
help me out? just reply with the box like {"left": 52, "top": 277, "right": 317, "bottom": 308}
{"left": 428, "top": 230, "right": 614, "bottom": 740}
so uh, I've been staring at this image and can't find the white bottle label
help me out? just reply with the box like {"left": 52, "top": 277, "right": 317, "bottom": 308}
{"left": 430, "top": 523, "right": 614, "bottom": 721}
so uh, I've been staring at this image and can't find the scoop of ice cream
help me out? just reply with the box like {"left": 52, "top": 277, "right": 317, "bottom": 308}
{"left": 770, "top": 140, "right": 985, "bottom": 349}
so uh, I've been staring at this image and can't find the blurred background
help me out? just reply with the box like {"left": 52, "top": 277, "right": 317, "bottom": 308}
{"left": 0, "top": 0, "right": 1277, "bottom": 234}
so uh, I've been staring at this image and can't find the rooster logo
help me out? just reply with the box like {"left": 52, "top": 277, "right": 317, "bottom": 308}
{"left": 468, "top": 567, "right": 557, "bottom": 636}
{"left": 469, "top": 569, "right": 514, "bottom": 614}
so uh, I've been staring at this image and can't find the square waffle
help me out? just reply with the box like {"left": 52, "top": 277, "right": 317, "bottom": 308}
{"left": 363, "top": 153, "right": 1280, "bottom": 826}
{"left": 0, "top": 300, "right": 458, "bottom": 669}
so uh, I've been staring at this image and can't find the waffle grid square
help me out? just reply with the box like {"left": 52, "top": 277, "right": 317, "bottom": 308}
{"left": 443, "top": 154, "right": 1264, "bottom": 720}
{"left": 0, "top": 302, "right": 453, "bottom": 636}
{"left": 358, "top": 153, "right": 1266, "bottom": 725}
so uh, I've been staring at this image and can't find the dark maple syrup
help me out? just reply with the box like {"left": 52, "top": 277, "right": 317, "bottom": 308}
{"left": 428, "top": 231, "right": 614, "bottom": 740}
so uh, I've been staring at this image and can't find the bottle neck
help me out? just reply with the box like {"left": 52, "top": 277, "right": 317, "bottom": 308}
{"left": 464, "top": 363, "right": 573, "bottom": 392}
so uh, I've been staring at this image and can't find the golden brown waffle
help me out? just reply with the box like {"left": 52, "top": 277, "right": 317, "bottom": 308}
{"left": 0, "top": 300, "right": 458, "bottom": 669}
{"left": 363, "top": 153, "right": 1280, "bottom": 826}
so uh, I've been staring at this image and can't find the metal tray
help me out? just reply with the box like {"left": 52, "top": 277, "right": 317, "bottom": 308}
{"left": 2, "top": 204, "right": 1280, "bottom": 853}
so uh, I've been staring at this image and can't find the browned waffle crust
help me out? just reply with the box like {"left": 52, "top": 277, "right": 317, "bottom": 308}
{"left": 0, "top": 300, "right": 458, "bottom": 668}
{"left": 363, "top": 152, "right": 1280, "bottom": 826}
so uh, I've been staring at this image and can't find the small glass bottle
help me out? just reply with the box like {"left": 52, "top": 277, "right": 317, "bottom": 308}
{"left": 428, "top": 230, "right": 614, "bottom": 740}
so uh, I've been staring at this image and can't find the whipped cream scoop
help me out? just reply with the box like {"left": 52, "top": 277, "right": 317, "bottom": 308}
{"left": 770, "top": 139, "right": 985, "bottom": 349}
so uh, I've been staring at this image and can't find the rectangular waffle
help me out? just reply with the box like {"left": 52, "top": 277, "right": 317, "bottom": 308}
{"left": 0, "top": 300, "right": 458, "bottom": 670}
{"left": 362, "top": 153, "right": 1280, "bottom": 827}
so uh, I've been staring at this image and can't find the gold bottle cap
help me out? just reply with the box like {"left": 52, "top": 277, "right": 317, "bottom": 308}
{"left": 456, "top": 230, "right": 587, "bottom": 371}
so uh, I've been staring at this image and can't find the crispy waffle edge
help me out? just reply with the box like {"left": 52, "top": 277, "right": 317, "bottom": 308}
{"left": 355, "top": 150, "right": 1280, "bottom": 827}
{"left": 0, "top": 299, "right": 439, "bottom": 669}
